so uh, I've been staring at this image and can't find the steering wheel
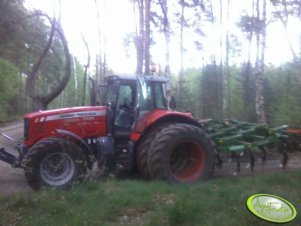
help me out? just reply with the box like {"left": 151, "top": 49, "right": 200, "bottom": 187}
{"left": 121, "top": 97, "right": 131, "bottom": 111}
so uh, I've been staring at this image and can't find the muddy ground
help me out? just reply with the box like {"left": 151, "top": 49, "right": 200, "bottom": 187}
{"left": 0, "top": 121, "right": 300, "bottom": 196}
{"left": 0, "top": 121, "right": 31, "bottom": 196}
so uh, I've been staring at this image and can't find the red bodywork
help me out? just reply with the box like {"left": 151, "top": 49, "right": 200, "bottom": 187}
{"left": 24, "top": 106, "right": 194, "bottom": 147}
{"left": 24, "top": 106, "right": 107, "bottom": 147}
{"left": 130, "top": 109, "right": 194, "bottom": 142}
{"left": 286, "top": 128, "right": 301, "bottom": 135}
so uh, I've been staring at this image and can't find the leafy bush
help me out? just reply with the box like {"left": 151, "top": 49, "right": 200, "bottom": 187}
{"left": 0, "top": 58, "right": 20, "bottom": 121}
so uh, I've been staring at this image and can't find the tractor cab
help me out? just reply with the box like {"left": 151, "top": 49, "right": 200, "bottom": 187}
{"left": 104, "top": 74, "right": 168, "bottom": 138}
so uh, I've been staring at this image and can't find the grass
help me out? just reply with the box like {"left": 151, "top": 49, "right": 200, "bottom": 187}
{"left": 0, "top": 171, "right": 301, "bottom": 226}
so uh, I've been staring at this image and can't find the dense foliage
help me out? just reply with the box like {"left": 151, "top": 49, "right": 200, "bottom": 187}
{"left": 175, "top": 62, "right": 301, "bottom": 127}
{"left": 0, "top": 58, "right": 20, "bottom": 119}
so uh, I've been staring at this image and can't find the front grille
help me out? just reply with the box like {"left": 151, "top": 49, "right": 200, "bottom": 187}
{"left": 24, "top": 118, "right": 30, "bottom": 140}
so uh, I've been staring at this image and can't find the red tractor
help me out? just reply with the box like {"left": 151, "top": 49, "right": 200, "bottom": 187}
{"left": 0, "top": 74, "right": 215, "bottom": 189}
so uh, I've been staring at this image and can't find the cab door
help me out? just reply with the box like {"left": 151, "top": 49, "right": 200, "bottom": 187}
{"left": 113, "top": 81, "right": 136, "bottom": 137}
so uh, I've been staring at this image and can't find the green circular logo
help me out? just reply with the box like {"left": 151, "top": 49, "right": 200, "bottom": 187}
{"left": 246, "top": 194, "right": 297, "bottom": 223}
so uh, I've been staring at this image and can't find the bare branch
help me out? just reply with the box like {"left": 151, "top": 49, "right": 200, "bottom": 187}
{"left": 81, "top": 33, "right": 91, "bottom": 105}
{"left": 26, "top": 17, "right": 56, "bottom": 96}
{"left": 43, "top": 21, "right": 71, "bottom": 105}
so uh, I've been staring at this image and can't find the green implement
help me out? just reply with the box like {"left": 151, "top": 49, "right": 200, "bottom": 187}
{"left": 203, "top": 119, "right": 292, "bottom": 173}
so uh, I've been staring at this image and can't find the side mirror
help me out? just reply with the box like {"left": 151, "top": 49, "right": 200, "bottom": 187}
{"left": 170, "top": 96, "right": 177, "bottom": 110}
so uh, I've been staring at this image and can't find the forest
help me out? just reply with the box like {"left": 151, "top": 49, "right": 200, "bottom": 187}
{"left": 0, "top": 0, "right": 301, "bottom": 127}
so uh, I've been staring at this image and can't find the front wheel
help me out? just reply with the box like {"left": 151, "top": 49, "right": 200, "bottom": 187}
{"left": 148, "top": 124, "right": 215, "bottom": 183}
{"left": 24, "top": 137, "right": 87, "bottom": 190}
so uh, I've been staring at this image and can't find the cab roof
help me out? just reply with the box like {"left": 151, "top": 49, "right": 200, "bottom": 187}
{"left": 105, "top": 74, "right": 168, "bottom": 83}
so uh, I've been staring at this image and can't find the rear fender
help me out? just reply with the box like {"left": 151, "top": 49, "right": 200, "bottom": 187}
{"left": 131, "top": 110, "right": 203, "bottom": 142}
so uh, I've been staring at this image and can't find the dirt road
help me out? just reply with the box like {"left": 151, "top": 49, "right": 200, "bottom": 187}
{"left": 0, "top": 121, "right": 31, "bottom": 196}
{"left": 0, "top": 121, "right": 300, "bottom": 196}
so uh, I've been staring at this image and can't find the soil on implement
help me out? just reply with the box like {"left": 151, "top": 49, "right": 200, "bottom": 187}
{"left": 0, "top": 121, "right": 301, "bottom": 196}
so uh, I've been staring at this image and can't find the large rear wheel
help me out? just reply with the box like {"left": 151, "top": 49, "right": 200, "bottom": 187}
{"left": 136, "top": 123, "right": 170, "bottom": 179}
{"left": 148, "top": 124, "right": 214, "bottom": 183}
{"left": 24, "top": 137, "right": 87, "bottom": 190}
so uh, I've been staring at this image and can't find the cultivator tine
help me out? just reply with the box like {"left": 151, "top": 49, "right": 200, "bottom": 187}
{"left": 281, "top": 152, "right": 288, "bottom": 171}
{"left": 230, "top": 152, "right": 235, "bottom": 162}
{"left": 277, "top": 143, "right": 288, "bottom": 171}
{"left": 232, "top": 153, "right": 240, "bottom": 175}
{"left": 259, "top": 146, "right": 267, "bottom": 166}
{"left": 248, "top": 150, "right": 255, "bottom": 174}
{"left": 280, "top": 147, "right": 288, "bottom": 171}
{"left": 215, "top": 153, "right": 223, "bottom": 168}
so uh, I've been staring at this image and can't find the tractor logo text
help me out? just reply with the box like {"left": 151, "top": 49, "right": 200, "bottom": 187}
{"left": 246, "top": 194, "right": 297, "bottom": 223}
{"left": 44, "top": 110, "right": 106, "bottom": 121}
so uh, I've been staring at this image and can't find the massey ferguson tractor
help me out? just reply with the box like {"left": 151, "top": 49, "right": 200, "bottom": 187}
{"left": 0, "top": 74, "right": 215, "bottom": 190}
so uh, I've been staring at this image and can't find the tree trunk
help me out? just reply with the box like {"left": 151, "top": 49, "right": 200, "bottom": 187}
{"left": 81, "top": 34, "right": 90, "bottom": 106}
{"left": 72, "top": 56, "right": 78, "bottom": 104}
{"left": 21, "top": 12, "right": 71, "bottom": 110}
{"left": 144, "top": 0, "right": 151, "bottom": 75}
{"left": 89, "top": 77, "right": 97, "bottom": 106}
{"left": 134, "top": 0, "right": 144, "bottom": 74}
{"left": 26, "top": 18, "right": 55, "bottom": 107}
{"left": 102, "top": 0, "right": 107, "bottom": 80}
{"left": 255, "top": 0, "right": 266, "bottom": 123}
{"left": 242, "top": 0, "right": 256, "bottom": 121}
{"left": 298, "top": 0, "right": 301, "bottom": 58}
{"left": 224, "top": 0, "right": 231, "bottom": 117}
{"left": 219, "top": 0, "right": 226, "bottom": 118}
{"left": 94, "top": 0, "right": 106, "bottom": 105}
{"left": 32, "top": 101, "right": 48, "bottom": 111}
{"left": 159, "top": 0, "right": 172, "bottom": 107}
{"left": 40, "top": 21, "right": 71, "bottom": 109}
{"left": 178, "top": 1, "right": 185, "bottom": 110}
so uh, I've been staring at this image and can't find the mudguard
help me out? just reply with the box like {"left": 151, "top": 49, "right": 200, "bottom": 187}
{"left": 55, "top": 129, "right": 93, "bottom": 156}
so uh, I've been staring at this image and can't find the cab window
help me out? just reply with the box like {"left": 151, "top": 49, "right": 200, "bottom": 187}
{"left": 153, "top": 83, "right": 167, "bottom": 109}
{"left": 138, "top": 84, "right": 152, "bottom": 111}
{"left": 116, "top": 85, "right": 133, "bottom": 108}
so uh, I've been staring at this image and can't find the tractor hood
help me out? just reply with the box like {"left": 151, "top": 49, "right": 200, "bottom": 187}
{"left": 24, "top": 106, "right": 107, "bottom": 119}
{"left": 24, "top": 106, "right": 108, "bottom": 146}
